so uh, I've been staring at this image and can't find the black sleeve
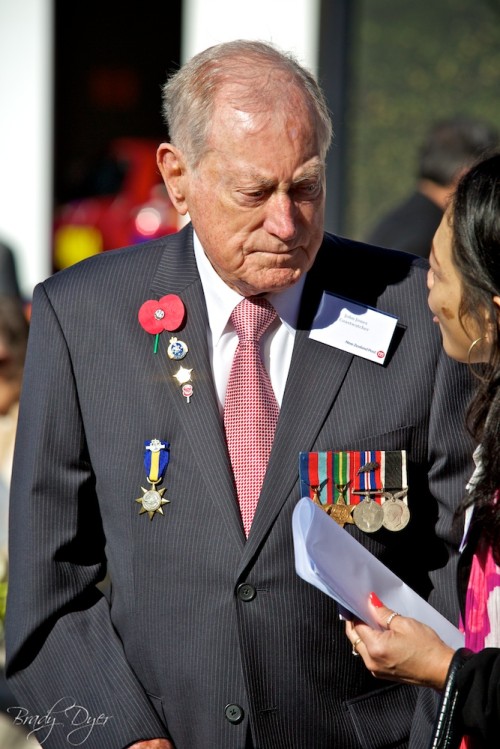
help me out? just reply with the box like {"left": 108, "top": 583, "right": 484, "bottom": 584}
{"left": 432, "top": 646, "right": 500, "bottom": 747}
{"left": 456, "top": 647, "right": 500, "bottom": 742}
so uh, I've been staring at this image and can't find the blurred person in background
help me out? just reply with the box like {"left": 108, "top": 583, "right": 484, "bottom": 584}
{"left": 365, "top": 115, "right": 499, "bottom": 258}
{"left": 0, "top": 296, "right": 29, "bottom": 546}
{"left": 0, "top": 241, "right": 21, "bottom": 299}
{"left": 347, "top": 152, "right": 500, "bottom": 748}
{"left": 0, "top": 296, "right": 36, "bottom": 747}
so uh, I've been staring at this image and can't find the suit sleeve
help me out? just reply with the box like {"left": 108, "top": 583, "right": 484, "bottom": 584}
{"left": 409, "top": 327, "right": 477, "bottom": 749}
{"left": 426, "top": 348, "right": 476, "bottom": 623}
{"left": 456, "top": 648, "right": 500, "bottom": 742}
{"left": 5, "top": 283, "right": 169, "bottom": 749}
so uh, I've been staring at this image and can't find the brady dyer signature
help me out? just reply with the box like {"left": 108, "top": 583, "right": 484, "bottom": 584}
{"left": 7, "top": 697, "right": 113, "bottom": 745}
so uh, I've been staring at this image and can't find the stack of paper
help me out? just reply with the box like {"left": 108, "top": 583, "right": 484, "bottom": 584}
{"left": 292, "top": 497, "right": 464, "bottom": 650}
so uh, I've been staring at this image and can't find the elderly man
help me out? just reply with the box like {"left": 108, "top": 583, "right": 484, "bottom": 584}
{"left": 6, "top": 40, "right": 473, "bottom": 749}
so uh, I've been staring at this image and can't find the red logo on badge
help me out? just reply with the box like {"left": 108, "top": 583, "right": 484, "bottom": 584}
{"left": 377, "top": 350, "right": 385, "bottom": 358}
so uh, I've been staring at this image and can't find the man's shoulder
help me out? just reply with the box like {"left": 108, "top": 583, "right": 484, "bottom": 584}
{"left": 42, "top": 226, "right": 192, "bottom": 296}
{"left": 318, "top": 231, "right": 428, "bottom": 280}
{"left": 309, "top": 232, "right": 431, "bottom": 328}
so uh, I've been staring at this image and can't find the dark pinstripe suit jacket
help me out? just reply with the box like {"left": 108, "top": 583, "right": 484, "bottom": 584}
{"left": 5, "top": 225, "right": 475, "bottom": 749}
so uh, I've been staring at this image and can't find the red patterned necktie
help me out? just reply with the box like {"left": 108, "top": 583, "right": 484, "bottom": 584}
{"left": 224, "top": 297, "right": 280, "bottom": 537}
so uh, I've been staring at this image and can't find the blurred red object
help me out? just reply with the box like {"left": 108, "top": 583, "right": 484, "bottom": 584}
{"left": 53, "top": 137, "right": 178, "bottom": 270}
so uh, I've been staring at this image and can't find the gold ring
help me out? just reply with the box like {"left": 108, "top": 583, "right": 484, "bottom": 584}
{"left": 352, "top": 637, "right": 362, "bottom": 656}
{"left": 386, "top": 611, "right": 400, "bottom": 628}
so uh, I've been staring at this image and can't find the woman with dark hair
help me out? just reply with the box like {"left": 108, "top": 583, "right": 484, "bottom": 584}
{"left": 346, "top": 151, "right": 500, "bottom": 749}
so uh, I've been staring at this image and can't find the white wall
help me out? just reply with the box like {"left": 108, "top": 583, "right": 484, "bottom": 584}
{"left": 182, "top": 0, "right": 320, "bottom": 73}
{"left": 0, "top": 0, "right": 53, "bottom": 299}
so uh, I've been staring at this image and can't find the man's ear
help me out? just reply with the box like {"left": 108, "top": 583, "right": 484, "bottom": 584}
{"left": 493, "top": 296, "right": 500, "bottom": 313}
{"left": 157, "top": 143, "right": 189, "bottom": 216}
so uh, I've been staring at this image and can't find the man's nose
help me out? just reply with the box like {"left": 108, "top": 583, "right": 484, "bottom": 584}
{"left": 263, "top": 193, "right": 297, "bottom": 242}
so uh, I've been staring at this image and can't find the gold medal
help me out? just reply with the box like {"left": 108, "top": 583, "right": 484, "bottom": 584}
{"left": 327, "top": 495, "right": 355, "bottom": 527}
{"left": 136, "top": 439, "right": 170, "bottom": 520}
{"left": 322, "top": 482, "right": 355, "bottom": 527}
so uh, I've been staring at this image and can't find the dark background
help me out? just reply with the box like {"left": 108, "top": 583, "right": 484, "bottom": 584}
{"left": 54, "top": 0, "right": 182, "bottom": 206}
{"left": 345, "top": 0, "right": 500, "bottom": 239}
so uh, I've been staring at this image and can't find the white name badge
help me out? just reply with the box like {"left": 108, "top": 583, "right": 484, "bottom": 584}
{"left": 309, "top": 292, "right": 398, "bottom": 365}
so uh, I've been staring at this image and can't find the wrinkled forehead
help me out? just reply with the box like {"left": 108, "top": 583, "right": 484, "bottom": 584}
{"left": 221, "top": 70, "right": 311, "bottom": 111}
{"left": 210, "top": 78, "right": 317, "bottom": 139}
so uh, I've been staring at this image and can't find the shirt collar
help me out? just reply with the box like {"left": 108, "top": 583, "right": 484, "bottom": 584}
{"left": 193, "top": 230, "right": 305, "bottom": 345}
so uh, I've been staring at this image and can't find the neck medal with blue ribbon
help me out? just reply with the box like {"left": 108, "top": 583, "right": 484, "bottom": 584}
{"left": 135, "top": 439, "right": 170, "bottom": 520}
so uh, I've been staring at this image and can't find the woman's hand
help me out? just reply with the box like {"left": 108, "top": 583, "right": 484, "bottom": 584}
{"left": 345, "top": 592, "right": 455, "bottom": 690}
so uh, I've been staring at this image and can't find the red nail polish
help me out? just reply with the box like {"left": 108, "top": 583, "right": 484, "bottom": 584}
{"left": 370, "top": 592, "right": 383, "bottom": 607}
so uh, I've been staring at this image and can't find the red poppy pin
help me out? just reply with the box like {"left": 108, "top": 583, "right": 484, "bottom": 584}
{"left": 138, "top": 294, "right": 186, "bottom": 353}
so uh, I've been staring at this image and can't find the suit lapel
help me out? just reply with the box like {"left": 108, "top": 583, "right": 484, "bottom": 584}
{"left": 149, "top": 227, "right": 244, "bottom": 549}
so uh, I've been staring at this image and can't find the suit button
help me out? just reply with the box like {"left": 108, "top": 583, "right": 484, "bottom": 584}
{"left": 237, "top": 583, "right": 256, "bottom": 601}
{"left": 225, "top": 703, "right": 244, "bottom": 724}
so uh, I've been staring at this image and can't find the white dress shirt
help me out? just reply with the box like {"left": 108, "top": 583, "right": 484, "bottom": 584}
{"left": 193, "top": 231, "right": 305, "bottom": 413}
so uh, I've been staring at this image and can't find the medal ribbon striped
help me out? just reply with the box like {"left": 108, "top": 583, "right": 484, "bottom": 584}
{"left": 144, "top": 439, "right": 170, "bottom": 483}
{"left": 381, "top": 450, "right": 408, "bottom": 504}
{"left": 299, "top": 450, "right": 408, "bottom": 507}
{"left": 333, "top": 451, "right": 349, "bottom": 503}
{"left": 351, "top": 450, "right": 383, "bottom": 504}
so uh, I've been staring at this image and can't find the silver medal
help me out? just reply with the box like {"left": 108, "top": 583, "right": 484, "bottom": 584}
{"left": 352, "top": 497, "right": 384, "bottom": 533}
{"left": 136, "top": 483, "right": 170, "bottom": 520}
{"left": 382, "top": 492, "right": 410, "bottom": 531}
{"left": 141, "top": 489, "right": 163, "bottom": 512}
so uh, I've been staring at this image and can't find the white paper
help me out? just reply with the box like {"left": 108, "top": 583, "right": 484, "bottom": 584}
{"left": 292, "top": 497, "right": 464, "bottom": 649}
{"left": 309, "top": 292, "right": 398, "bottom": 365}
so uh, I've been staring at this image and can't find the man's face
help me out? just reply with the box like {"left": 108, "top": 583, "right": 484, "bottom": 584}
{"left": 161, "top": 93, "right": 326, "bottom": 297}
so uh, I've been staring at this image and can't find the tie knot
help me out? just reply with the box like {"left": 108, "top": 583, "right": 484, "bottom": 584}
{"left": 231, "top": 297, "right": 277, "bottom": 343}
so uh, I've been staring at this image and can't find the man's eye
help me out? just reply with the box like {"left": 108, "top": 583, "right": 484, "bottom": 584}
{"left": 295, "top": 182, "right": 321, "bottom": 198}
{"left": 240, "top": 190, "right": 266, "bottom": 201}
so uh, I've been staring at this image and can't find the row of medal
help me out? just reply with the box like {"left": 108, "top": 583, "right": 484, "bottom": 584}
{"left": 299, "top": 450, "right": 410, "bottom": 533}
{"left": 312, "top": 486, "right": 410, "bottom": 532}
